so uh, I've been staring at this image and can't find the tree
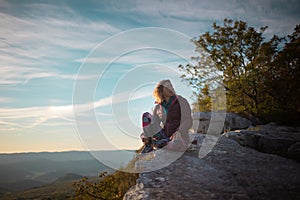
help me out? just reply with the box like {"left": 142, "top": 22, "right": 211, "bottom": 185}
{"left": 189, "top": 19, "right": 271, "bottom": 115}
{"left": 262, "top": 25, "right": 300, "bottom": 123}
{"left": 73, "top": 150, "right": 140, "bottom": 200}
{"left": 180, "top": 19, "right": 299, "bottom": 124}
{"left": 73, "top": 170, "right": 138, "bottom": 200}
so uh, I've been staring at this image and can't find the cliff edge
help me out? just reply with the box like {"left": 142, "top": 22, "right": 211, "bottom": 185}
{"left": 124, "top": 124, "right": 300, "bottom": 200}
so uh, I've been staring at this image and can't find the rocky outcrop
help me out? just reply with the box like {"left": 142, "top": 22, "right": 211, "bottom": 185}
{"left": 193, "top": 112, "right": 253, "bottom": 134}
{"left": 225, "top": 123, "right": 300, "bottom": 160}
{"left": 124, "top": 125, "right": 300, "bottom": 200}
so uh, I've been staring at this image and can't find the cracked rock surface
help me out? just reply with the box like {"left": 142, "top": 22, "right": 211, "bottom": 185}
{"left": 124, "top": 125, "right": 300, "bottom": 200}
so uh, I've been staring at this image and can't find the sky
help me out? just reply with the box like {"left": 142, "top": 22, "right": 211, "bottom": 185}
{"left": 1, "top": 0, "right": 300, "bottom": 153}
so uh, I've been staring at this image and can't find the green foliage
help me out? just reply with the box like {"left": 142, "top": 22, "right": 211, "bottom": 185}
{"left": 262, "top": 25, "right": 300, "bottom": 124}
{"left": 180, "top": 19, "right": 300, "bottom": 124}
{"left": 73, "top": 170, "right": 138, "bottom": 200}
{"left": 197, "top": 84, "right": 211, "bottom": 111}
{"left": 73, "top": 154, "right": 139, "bottom": 200}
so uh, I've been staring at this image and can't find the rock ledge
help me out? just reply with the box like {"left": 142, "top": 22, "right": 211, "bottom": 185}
{"left": 124, "top": 125, "right": 300, "bottom": 200}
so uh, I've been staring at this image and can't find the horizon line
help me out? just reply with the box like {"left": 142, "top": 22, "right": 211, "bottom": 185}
{"left": 0, "top": 149, "right": 138, "bottom": 155}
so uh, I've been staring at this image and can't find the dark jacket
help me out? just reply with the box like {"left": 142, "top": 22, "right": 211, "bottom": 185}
{"left": 153, "top": 95, "right": 192, "bottom": 140}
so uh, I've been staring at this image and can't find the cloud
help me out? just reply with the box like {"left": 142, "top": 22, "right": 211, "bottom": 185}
{"left": 75, "top": 52, "right": 179, "bottom": 65}
{"left": 0, "top": 89, "right": 151, "bottom": 130}
{"left": 0, "top": 4, "right": 120, "bottom": 51}
{"left": 2, "top": 0, "right": 298, "bottom": 87}
{"left": 0, "top": 103, "right": 75, "bottom": 130}
{"left": 0, "top": 66, "right": 98, "bottom": 85}
{"left": 0, "top": 97, "right": 15, "bottom": 103}
{"left": 0, "top": 2, "right": 122, "bottom": 85}
{"left": 74, "top": 35, "right": 195, "bottom": 67}
{"left": 104, "top": 0, "right": 300, "bottom": 37}
{"left": 133, "top": 0, "right": 236, "bottom": 21}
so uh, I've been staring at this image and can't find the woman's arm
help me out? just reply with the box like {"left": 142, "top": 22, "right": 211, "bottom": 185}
{"left": 177, "top": 96, "right": 193, "bottom": 139}
{"left": 152, "top": 104, "right": 165, "bottom": 124}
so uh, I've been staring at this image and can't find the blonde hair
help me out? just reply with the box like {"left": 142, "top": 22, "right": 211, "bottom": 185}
{"left": 153, "top": 80, "right": 175, "bottom": 103}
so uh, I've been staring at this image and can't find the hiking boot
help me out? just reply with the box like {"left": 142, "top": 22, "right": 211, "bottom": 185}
{"left": 141, "top": 144, "right": 153, "bottom": 153}
{"left": 153, "top": 140, "right": 168, "bottom": 149}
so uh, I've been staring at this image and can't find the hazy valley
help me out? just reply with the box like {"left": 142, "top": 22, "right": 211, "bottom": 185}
{"left": 0, "top": 150, "right": 135, "bottom": 199}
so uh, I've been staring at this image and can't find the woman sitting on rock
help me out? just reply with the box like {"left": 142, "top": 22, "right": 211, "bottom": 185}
{"left": 140, "top": 79, "right": 193, "bottom": 153}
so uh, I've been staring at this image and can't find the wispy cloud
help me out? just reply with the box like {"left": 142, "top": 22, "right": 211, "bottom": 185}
{"left": 0, "top": 89, "right": 151, "bottom": 130}
{"left": 0, "top": 66, "right": 98, "bottom": 85}
{"left": 0, "top": 5, "right": 120, "bottom": 51}
{"left": 74, "top": 37, "right": 195, "bottom": 66}
{"left": 74, "top": 52, "right": 182, "bottom": 65}
{"left": 0, "top": 97, "right": 14, "bottom": 103}
{"left": 0, "top": 2, "right": 122, "bottom": 86}
{"left": 105, "top": 0, "right": 300, "bottom": 37}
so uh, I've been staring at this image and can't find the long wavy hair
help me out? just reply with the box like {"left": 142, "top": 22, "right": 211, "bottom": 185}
{"left": 153, "top": 80, "right": 175, "bottom": 103}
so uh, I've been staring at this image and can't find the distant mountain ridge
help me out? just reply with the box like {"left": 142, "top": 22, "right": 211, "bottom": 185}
{"left": 0, "top": 150, "right": 136, "bottom": 196}
{"left": 0, "top": 150, "right": 135, "bottom": 164}
{"left": 0, "top": 173, "right": 85, "bottom": 200}
{"left": 54, "top": 173, "right": 84, "bottom": 182}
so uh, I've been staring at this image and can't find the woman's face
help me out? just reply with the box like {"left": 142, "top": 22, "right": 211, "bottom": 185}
{"left": 163, "top": 87, "right": 174, "bottom": 98}
{"left": 156, "top": 81, "right": 174, "bottom": 101}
